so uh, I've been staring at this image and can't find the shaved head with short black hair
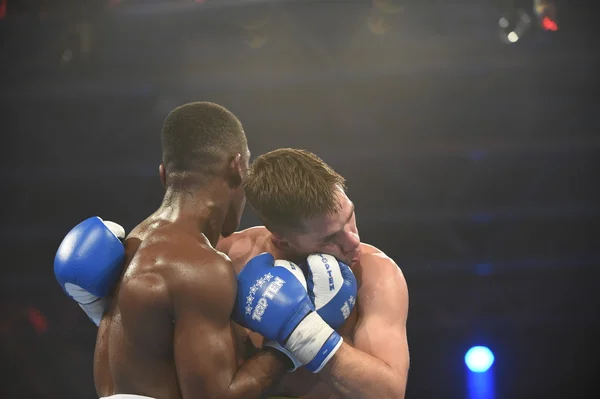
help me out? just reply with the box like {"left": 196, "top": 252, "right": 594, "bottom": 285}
{"left": 161, "top": 102, "right": 248, "bottom": 180}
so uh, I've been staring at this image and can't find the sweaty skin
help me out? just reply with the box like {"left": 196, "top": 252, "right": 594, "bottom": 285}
{"left": 217, "top": 226, "right": 410, "bottom": 399}
{"left": 94, "top": 216, "right": 286, "bottom": 399}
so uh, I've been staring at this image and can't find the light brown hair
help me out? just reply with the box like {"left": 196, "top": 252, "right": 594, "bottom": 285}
{"left": 244, "top": 148, "right": 346, "bottom": 231}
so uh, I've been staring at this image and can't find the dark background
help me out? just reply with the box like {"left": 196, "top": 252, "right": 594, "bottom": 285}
{"left": 1, "top": 0, "right": 599, "bottom": 398}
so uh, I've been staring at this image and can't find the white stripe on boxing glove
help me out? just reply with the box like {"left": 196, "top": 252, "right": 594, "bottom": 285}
{"left": 103, "top": 220, "right": 126, "bottom": 240}
{"left": 306, "top": 254, "right": 345, "bottom": 310}
{"left": 274, "top": 259, "right": 308, "bottom": 291}
{"left": 264, "top": 258, "right": 343, "bottom": 373}
{"left": 284, "top": 312, "right": 343, "bottom": 373}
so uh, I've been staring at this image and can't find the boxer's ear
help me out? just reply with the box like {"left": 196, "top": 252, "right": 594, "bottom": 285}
{"left": 227, "top": 153, "right": 243, "bottom": 189}
{"left": 159, "top": 163, "right": 166, "bottom": 187}
{"left": 271, "top": 233, "right": 291, "bottom": 250}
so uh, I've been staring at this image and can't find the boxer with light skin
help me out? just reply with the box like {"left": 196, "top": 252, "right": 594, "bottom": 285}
{"left": 218, "top": 149, "right": 410, "bottom": 399}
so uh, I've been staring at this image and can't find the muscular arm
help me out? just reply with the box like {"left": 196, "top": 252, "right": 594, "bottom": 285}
{"left": 173, "top": 251, "right": 287, "bottom": 399}
{"left": 317, "top": 253, "right": 409, "bottom": 399}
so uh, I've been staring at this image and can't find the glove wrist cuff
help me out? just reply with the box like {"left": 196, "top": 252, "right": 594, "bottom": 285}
{"left": 101, "top": 220, "right": 126, "bottom": 240}
{"left": 284, "top": 312, "right": 341, "bottom": 372}
{"left": 77, "top": 298, "right": 108, "bottom": 326}
{"left": 263, "top": 341, "right": 302, "bottom": 372}
{"left": 305, "top": 330, "right": 342, "bottom": 373}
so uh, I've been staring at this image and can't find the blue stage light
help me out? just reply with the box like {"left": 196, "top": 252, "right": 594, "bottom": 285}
{"left": 465, "top": 346, "right": 495, "bottom": 372}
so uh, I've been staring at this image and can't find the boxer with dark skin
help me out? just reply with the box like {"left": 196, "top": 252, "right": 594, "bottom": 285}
{"left": 93, "top": 102, "right": 288, "bottom": 399}
{"left": 217, "top": 149, "right": 410, "bottom": 399}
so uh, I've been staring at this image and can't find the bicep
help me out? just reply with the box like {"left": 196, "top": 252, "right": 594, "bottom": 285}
{"left": 353, "top": 261, "right": 409, "bottom": 377}
{"left": 173, "top": 260, "right": 239, "bottom": 399}
{"left": 174, "top": 307, "right": 239, "bottom": 399}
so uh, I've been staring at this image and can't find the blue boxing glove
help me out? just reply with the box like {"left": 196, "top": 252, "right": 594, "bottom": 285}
{"left": 264, "top": 254, "right": 357, "bottom": 371}
{"left": 304, "top": 254, "right": 357, "bottom": 330}
{"left": 54, "top": 217, "right": 125, "bottom": 326}
{"left": 234, "top": 253, "right": 343, "bottom": 373}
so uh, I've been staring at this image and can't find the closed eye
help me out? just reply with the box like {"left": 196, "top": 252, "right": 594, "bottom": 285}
{"left": 321, "top": 234, "right": 337, "bottom": 244}
{"left": 320, "top": 204, "right": 355, "bottom": 244}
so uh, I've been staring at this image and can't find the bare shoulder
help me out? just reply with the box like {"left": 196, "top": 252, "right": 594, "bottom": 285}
{"left": 359, "top": 242, "right": 389, "bottom": 257}
{"left": 355, "top": 243, "right": 407, "bottom": 300}
{"left": 169, "top": 247, "right": 238, "bottom": 323}
{"left": 216, "top": 226, "right": 271, "bottom": 270}
{"left": 359, "top": 243, "right": 402, "bottom": 274}
{"left": 217, "top": 226, "right": 270, "bottom": 251}
{"left": 159, "top": 234, "right": 237, "bottom": 308}
{"left": 122, "top": 229, "right": 236, "bottom": 312}
{"left": 239, "top": 225, "right": 271, "bottom": 238}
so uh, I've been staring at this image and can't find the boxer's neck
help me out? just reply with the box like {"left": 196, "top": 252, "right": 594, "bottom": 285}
{"left": 158, "top": 184, "right": 230, "bottom": 246}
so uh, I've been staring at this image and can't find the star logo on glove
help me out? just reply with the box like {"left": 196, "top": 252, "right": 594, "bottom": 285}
{"left": 349, "top": 295, "right": 356, "bottom": 306}
{"left": 264, "top": 273, "right": 273, "bottom": 281}
{"left": 341, "top": 302, "right": 351, "bottom": 319}
{"left": 245, "top": 305, "right": 253, "bottom": 315}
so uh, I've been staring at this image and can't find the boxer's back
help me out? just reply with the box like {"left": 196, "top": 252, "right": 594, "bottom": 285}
{"left": 94, "top": 218, "right": 241, "bottom": 399}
